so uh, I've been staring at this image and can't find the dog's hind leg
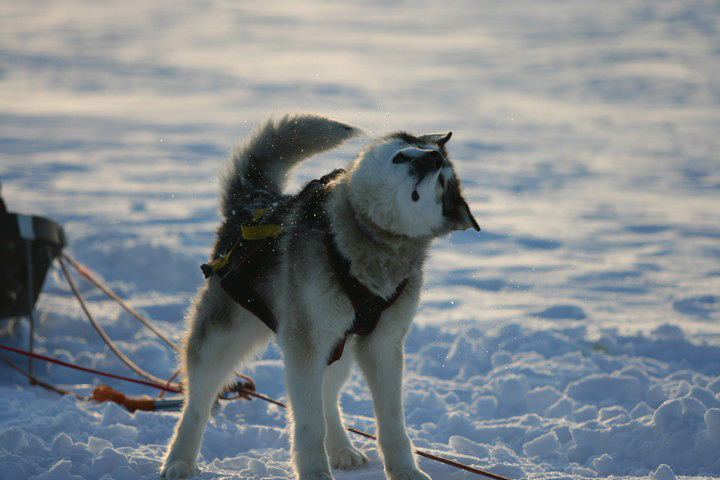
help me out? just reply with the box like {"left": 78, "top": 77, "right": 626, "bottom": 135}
{"left": 161, "top": 281, "right": 272, "bottom": 479}
{"left": 281, "top": 329, "right": 336, "bottom": 480}
{"left": 322, "top": 343, "right": 368, "bottom": 470}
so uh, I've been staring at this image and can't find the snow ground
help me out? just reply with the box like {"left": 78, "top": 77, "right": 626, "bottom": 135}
{"left": 1, "top": 0, "right": 719, "bottom": 479}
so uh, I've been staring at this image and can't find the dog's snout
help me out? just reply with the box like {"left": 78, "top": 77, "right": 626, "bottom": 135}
{"left": 426, "top": 150, "right": 443, "bottom": 170}
{"left": 427, "top": 150, "right": 442, "bottom": 160}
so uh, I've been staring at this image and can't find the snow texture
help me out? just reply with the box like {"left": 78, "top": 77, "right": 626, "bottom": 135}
{"left": 1, "top": 1, "right": 719, "bottom": 479}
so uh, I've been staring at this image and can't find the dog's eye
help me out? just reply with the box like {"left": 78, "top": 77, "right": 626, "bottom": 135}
{"left": 392, "top": 152, "right": 412, "bottom": 164}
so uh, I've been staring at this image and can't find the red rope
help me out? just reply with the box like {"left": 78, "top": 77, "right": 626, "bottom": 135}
{"left": 414, "top": 450, "right": 510, "bottom": 480}
{"left": 0, "top": 344, "right": 180, "bottom": 393}
{"left": 157, "top": 369, "right": 181, "bottom": 399}
{"left": 0, "top": 352, "right": 79, "bottom": 398}
{"left": 342, "top": 427, "right": 508, "bottom": 479}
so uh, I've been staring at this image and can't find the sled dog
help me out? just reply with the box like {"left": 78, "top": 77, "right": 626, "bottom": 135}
{"left": 161, "top": 113, "right": 479, "bottom": 480}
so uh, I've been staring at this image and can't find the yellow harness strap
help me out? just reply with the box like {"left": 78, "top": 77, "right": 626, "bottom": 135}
{"left": 204, "top": 208, "right": 283, "bottom": 274}
{"left": 240, "top": 223, "right": 283, "bottom": 240}
{"left": 242, "top": 207, "right": 283, "bottom": 240}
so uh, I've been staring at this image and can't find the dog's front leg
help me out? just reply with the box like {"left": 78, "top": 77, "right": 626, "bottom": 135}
{"left": 322, "top": 345, "right": 368, "bottom": 470}
{"left": 356, "top": 332, "right": 430, "bottom": 480}
{"left": 281, "top": 333, "right": 334, "bottom": 480}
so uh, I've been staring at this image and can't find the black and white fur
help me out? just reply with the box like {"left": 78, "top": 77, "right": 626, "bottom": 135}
{"left": 161, "top": 114, "right": 479, "bottom": 480}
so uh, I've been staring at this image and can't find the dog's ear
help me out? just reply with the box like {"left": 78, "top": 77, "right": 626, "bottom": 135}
{"left": 420, "top": 132, "right": 452, "bottom": 147}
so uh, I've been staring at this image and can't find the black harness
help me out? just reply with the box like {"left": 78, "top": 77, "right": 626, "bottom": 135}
{"left": 202, "top": 170, "right": 408, "bottom": 364}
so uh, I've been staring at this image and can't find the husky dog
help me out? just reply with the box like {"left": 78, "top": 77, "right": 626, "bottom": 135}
{"left": 161, "top": 114, "right": 479, "bottom": 480}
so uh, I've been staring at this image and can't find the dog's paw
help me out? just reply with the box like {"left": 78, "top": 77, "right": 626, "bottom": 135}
{"left": 388, "top": 468, "right": 432, "bottom": 480}
{"left": 160, "top": 458, "right": 199, "bottom": 479}
{"left": 298, "top": 471, "right": 335, "bottom": 480}
{"left": 328, "top": 445, "right": 369, "bottom": 470}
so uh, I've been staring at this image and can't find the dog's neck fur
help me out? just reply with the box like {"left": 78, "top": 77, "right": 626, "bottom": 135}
{"left": 325, "top": 179, "right": 430, "bottom": 298}
{"left": 352, "top": 208, "right": 399, "bottom": 248}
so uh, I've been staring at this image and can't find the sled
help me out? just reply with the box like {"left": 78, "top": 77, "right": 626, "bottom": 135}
{"left": 0, "top": 189, "right": 66, "bottom": 320}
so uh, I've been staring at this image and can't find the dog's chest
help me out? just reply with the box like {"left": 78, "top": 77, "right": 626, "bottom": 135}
{"left": 347, "top": 250, "right": 417, "bottom": 300}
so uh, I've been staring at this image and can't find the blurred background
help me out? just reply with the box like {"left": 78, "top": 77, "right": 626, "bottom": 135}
{"left": 1, "top": 1, "right": 719, "bottom": 478}
{"left": 2, "top": 0, "right": 718, "bottom": 334}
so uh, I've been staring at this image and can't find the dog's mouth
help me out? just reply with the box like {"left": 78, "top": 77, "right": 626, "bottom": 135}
{"left": 412, "top": 171, "right": 445, "bottom": 202}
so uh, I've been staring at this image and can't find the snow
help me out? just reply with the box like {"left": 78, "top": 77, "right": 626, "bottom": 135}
{"left": 1, "top": 0, "right": 719, "bottom": 479}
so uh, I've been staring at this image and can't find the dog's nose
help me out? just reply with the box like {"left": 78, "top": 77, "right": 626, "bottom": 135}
{"left": 423, "top": 150, "right": 444, "bottom": 170}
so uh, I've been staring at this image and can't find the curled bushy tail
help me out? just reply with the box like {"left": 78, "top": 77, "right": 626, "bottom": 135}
{"left": 221, "top": 113, "right": 358, "bottom": 217}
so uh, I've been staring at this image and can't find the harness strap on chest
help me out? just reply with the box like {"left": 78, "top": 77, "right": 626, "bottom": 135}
{"left": 324, "top": 233, "right": 408, "bottom": 363}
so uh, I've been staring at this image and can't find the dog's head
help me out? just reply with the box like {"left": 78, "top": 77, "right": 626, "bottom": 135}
{"left": 348, "top": 131, "right": 480, "bottom": 238}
